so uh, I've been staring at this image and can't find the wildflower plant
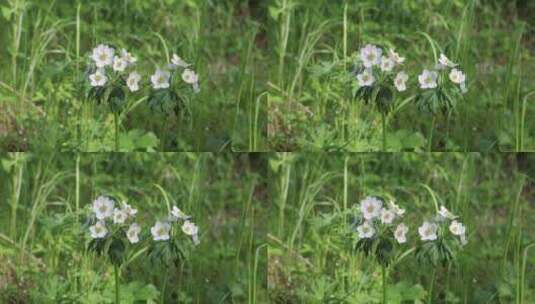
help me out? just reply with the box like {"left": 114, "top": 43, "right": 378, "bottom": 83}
{"left": 352, "top": 44, "right": 408, "bottom": 149}
{"left": 85, "top": 195, "right": 200, "bottom": 304}
{"left": 416, "top": 53, "right": 468, "bottom": 114}
{"left": 85, "top": 43, "right": 201, "bottom": 150}
{"left": 415, "top": 205, "right": 468, "bottom": 266}
{"left": 352, "top": 196, "right": 409, "bottom": 266}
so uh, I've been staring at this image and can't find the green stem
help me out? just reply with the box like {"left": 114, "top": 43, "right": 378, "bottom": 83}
{"left": 428, "top": 267, "right": 437, "bottom": 304}
{"left": 161, "top": 267, "right": 169, "bottom": 304}
{"left": 382, "top": 264, "right": 387, "bottom": 304}
{"left": 114, "top": 264, "right": 120, "bottom": 304}
{"left": 428, "top": 116, "right": 436, "bottom": 152}
{"left": 381, "top": 112, "right": 387, "bottom": 151}
{"left": 114, "top": 112, "right": 119, "bottom": 151}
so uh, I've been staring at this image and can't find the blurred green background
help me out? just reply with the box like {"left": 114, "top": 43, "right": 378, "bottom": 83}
{"left": 0, "top": 152, "right": 268, "bottom": 303}
{"left": 268, "top": 152, "right": 535, "bottom": 303}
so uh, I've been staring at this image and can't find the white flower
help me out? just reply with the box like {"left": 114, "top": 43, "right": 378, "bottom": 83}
{"left": 113, "top": 208, "right": 128, "bottom": 224}
{"left": 357, "top": 221, "right": 375, "bottom": 239}
{"left": 360, "top": 196, "right": 383, "bottom": 220}
{"left": 121, "top": 201, "right": 137, "bottom": 216}
{"left": 89, "top": 221, "right": 107, "bottom": 239}
{"left": 182, "top": 221, "right": 199, "bottom": 236}
{"left": 151, "top": 68, "right": 170, "bottom": 89}
{"left": 126, "top": 71, "right": 141, "bottom": 92}
{"left": 121, "top": 48, "right": 137, "bottom": 64}
{"left": 171, "top": 54, "right": 190, "bottom": 68}
{"left": 356, "top": 69, "right": 375, "bottom": 87}
{"left": 92, "top": 196, "right": 114, "bottom": 220}
{"left": 418, "top": 221, "right": 438, "bottom": 241}
{"left": 151, "top": 221, "right": 171, "bottom": 241}
{"left": 388, "top": 49, "right": 405, "bottom": 64}
{"left": 192, "top": 234, "right": 200, "bottom": 245}
{"left": 91, "top": 44, "right": 115, "bottom": 68}
{"left": 388, "top": 200, "right": 406, "bottom": 216}
{"left": 89, "top": 70, "right": 107, "bottom": 87}
{"left": 394, "top": 223, "right": 409, "bottom": 244}
{"left": 360, "top": 44, "right": 382, "bottom": 68}
{"left": 449, "top": 68, "right": 466, "bottom": 84}
{"left": 113, "top": 57, "right": 128, "bottom": 72}
{"left": 380, "top": 209, "right": 396, "bottom": 224}
{"left": 380, "top": 56, "right": 395, "bottom": 72}
{"left": 181, "top": 69, "right": 199, "bottom": 84}
{"left": 394, "top": 71, "right": 408, "bottom": 92}
{"left": 126, "top": 223, "right": 141, "bottom": 244}
{"left": 438, "top": 53, "right": 457, "bottom": 68}
{"left": 460, "top": 233, "right": 468, "bottom": 246}
{"left": 449, "top": 220, "right": 466, "bottom": 236}
{"left": 418, "top": 69, "right": 438, "bottom": 89}
{"left": 438, "top": 205, "right": 458, "bottom": 220}
{"left": 460, "top": 82, "right": 468, "bottom": 94}
{"left": 171, "top": 206, "right": 189, "bottom": 220}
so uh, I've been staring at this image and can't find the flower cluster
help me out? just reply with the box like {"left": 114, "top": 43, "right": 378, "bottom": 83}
{"left": 355, "top": 196, "right": 408, "bottom": 244}
{"left": 356, "top": 44, "right": 407, "bottom": 92}
{"left": 90, "top": 196, "right": 140, "bottom": 242}
{"left": 418, "top": 205, "right": 467, "bottom": 245}
{"left": 88, "top": 195, "right": 200, "bottom": 246}
{"left": 417, "top": 53, "right": 467, "bottom": 92}
{"left": 87, "top": 44, "right": 200, "bottom": 113}
{"left": 352, "top": 43, "right": 469, "bottom": 114}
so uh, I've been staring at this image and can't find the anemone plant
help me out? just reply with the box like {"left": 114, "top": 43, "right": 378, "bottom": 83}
{"left": 415, "top": 53, "right": 468, "bottom": 151}
{"left": 352, "top": 44, "right": 408, "bottom": 151}
{"left": 350, "top": 196, "right": 409, "bottom": 304}
{"left": 415, "top": 205, "right": 468, "bottom": 304}
{"left": 85, "top": 44, "right": 200, "bottom": 151}
{"left": 86, "top": 195, "right": 200, "bottom": 304}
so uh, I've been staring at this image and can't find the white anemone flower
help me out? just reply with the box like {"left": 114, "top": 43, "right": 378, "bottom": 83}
{"left": 113, "top": 208, "right": 128, "bottom": 224}
{"left": 92, "top": 196, "right": 114, "bottom": 220}
{"left": 182, "top": 221, "right": 199, "bottom": 236}
{"left": 151, "top": 221, "right": 171, "bottom": 241}
{"left": 360, "top": 44, "right": 382, "bottom": 68}
{"left": 126, "top": 223, "right": 141, "bottom": 244}
{"left": 380, "top": 209, "right": 396, "bottom": 224}
{"left": 120, "top": 48, "right": 137, "bottom": 64}
{"left": 388, "top": 200, "right": 406, "bottom": 216}
{"left": 89, "top": 69, "right": 107, "bottom": 87}
{"left": 151, "top": 68, "right": 170, "bottom": 89}
{"left": 449, "top": 220, "right": 466, "bottom": 236}
{"left": 182, "top": 69, "right": 199, "bottom": 85}
{"left": 438, "top": 205, "right": 458, "bottom": 220}
{"left": 394, "top": 71, "right": 408, "bottom": 92}
{"left": 438, "top": 53, "right": 457, "bottom": 68}
{"left": 380, "top": 56, "right": 395, "bottom": 72}
{"left": 357, "top": 221, "right": 375, "bottom": 239}
{"left": 356, "top": 69, "right": 375, "bottom": 87}
{"left": 388, "top": 49, "right": 405, "bottom": 64}
{"left": 126, "top": 71, "right": 141, "bottom": 92}
{"left": 418, "top": 69, "right": 438, "bottom": 89}
{"left": 171, "top": 206, "right": 189, "bottom": 220}
{"left": 171, "top": 54, "right": 190, "bottom": 68}
{"left": 394, "top": 223, "right": 409, "bottom": 244}
{"left": 91, "top": 44, "right": 115, "bottom": 68}
{"left": 113, "top": 57, "right": 128, "bottom": 72}
{"left": 89, "top": 221, "right": 107, "bottom": 239}
{"left": 449, "top": 68, "right": 466, "bottom": 84}
{"left": 120, "top": 201, "right": 137, "bottom": 216}
{"left": 418, "top": 221, "right": 438, "bottom": 241}
{"left": 360, "top": 196, "right": 383, "bottom": 220}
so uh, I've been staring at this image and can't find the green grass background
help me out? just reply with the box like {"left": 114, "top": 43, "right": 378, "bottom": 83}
{"left": 267, "top": 0, "right": 535, "bottom": 151}
{"left": 268, "top": 153, "right": 535, "bottom": 303}
{"left": 0, "top": 0, "right": 267, "bottom": 151}
{"left": 0, "top": 152, "right": 268, "bottom": 303}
